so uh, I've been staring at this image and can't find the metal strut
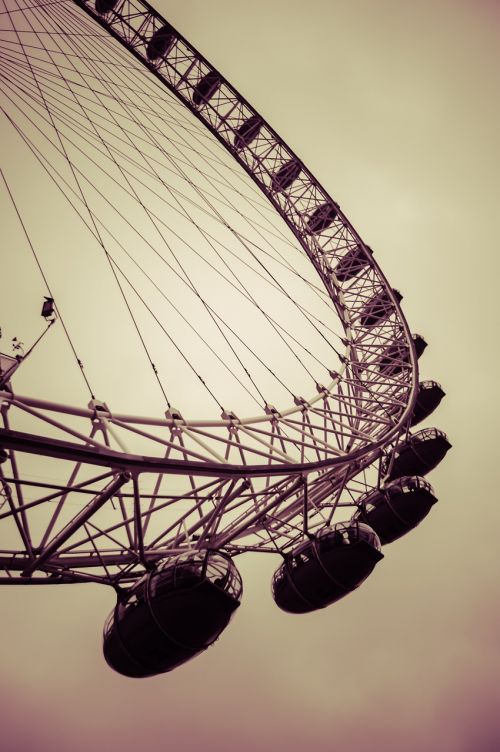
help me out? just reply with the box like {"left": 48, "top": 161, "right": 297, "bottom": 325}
{"left": 21, "top": 471, "right": 131, "bottom": 576}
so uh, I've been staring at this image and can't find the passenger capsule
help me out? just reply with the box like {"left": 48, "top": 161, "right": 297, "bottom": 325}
{"left": 378, "top": 341, "right": 410, "bottom": 376}
{"left": 410, "top": 380, "right": 445, "bottom": 426}
{"left": 234, "top": 115, "right": 262, "bottom": 150}
{"left": 192, "top": 71, "right": 221, "bottom": 107}
{"left": 103, "top": 552, "right": 242, "bottom": 678}
{"left": 413, "top": 333, "right": 428, "bottom": 358}
{"left": 359, "top": 289, "right": 402, "bottom": 327}
{"left": 306, "top": 202, "right": 338, "bottom": 234}
{"left": 334, "top": 244, "right": 373, "bottom": 282}
{"left": 354, "top": 476, "right": 437, "bottom": 544}
{"left": 379, "top": 333, "right": 428, "bottom": 375}
{"left": 271, "top": 159, "right": 302, "bottom": 192}
{"left": 272, "top": 522, "right": 383, "bottom": 614}
{"left": 95, "top": 0, "right": 118, "bottom": 13}
{"left": 146, "top": 24, "right": 176, "bottom": 61}
{"left": 386, "top": 427, "right": 451, "bottom": 481}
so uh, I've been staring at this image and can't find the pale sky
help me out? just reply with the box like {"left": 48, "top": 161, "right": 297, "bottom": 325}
{"left": 1, "top": 1, "right": 499, "bottom": 751}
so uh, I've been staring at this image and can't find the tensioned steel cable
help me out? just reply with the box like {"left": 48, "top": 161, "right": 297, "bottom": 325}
{"left": 0, "top": 30, "right": 337, "bottom": 321}
{"left": 3, "top": 0, "right": 179, "bottom": 408}
{"left": 0, "top": 54, "right": 335, "bottom": 331}
{"left": 0, "top": 0, "right": 348, "bottom": 420}
{"left": 0, "top": 166, "right": 96, "bottom": 399}
{"left": 0, "top": 96, "right": 311, "bottom": 407}
{"left": 41, "top": 1, "right": 341, "bottom": 359}
{"left": 2, "top": 56, "right": 337, "bottom": 348}
{"left": 1, "top": 4, "right": 322, "bottom": 263}
{"left": 2, "top": 96, "right": 234, "bottom": 408}
{"left": 0, "top": 93, "right": 305, "bottom": 408}
{"left": 34, "top": 0, "right": 342, "bottom": 315}
{"left": 68, "top": 10, "right": 342, "bottom": 343}
{"left": 0, "top": 108, "right": 332, "bottom": 394}
{"left": 43, "top": 23, "right": 279, "bottom": 407}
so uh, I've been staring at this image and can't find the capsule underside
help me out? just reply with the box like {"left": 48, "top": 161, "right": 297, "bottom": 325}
{"left": 379, "top": 343, "right": 409, "bottom": 375}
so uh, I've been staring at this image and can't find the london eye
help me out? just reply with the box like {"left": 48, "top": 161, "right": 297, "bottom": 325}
{"left": 0, "top": 0, "right": 450, "bottom": 677}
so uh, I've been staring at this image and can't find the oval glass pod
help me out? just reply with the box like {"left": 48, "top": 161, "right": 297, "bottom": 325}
{"left": 305, "top": 202, "right": 338, "bottom": 234}
{"left": 146, "top": 24, "right": 176, "bottom": 61}
{"left": 103, "top": 551, "right": 242, "bottom": 677}
{"left": 412, "top": 333, "right": 428, "bottom": 359}
{"left": 410, "top": 381, "right": 445, "bottom": 426}
{"left": 272, "top": 522, "right": 382, "bottom": 614}
{"left": 192, "top": 71, "right": 221, "bottom": 107}
{"left": 386, "top": 428, "right": 451, "bottom": 481}
{"left": 234, "top": 115, "right": 262, "bottom": 150}
{"left": 359, "top": 289, "right": 402, "bottom": 327}
{"left": 271, "top": 159, "right": 302, "bottom": 192}
{"left": 334, "top": 244, "right": 372, "bottom": 282}
{"left": 354, "top": 476, "right": 437, "bottom": 544}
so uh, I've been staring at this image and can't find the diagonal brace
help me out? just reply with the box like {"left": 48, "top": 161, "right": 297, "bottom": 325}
{"left": 22, "top": 472, "right": 131, "bottom": 576}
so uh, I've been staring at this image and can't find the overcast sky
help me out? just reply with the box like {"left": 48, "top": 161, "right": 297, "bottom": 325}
{"left": 1, "top": 1, "right": 499, "bottom": 751}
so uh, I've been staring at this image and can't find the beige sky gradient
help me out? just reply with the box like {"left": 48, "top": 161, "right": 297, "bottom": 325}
{"left": 0, "top": 1, "right": 499, "bottom": 751}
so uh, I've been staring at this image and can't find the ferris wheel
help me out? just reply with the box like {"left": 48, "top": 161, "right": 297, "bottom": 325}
{"left": 0, "top": 0, "right": 450, "bottom": 677}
